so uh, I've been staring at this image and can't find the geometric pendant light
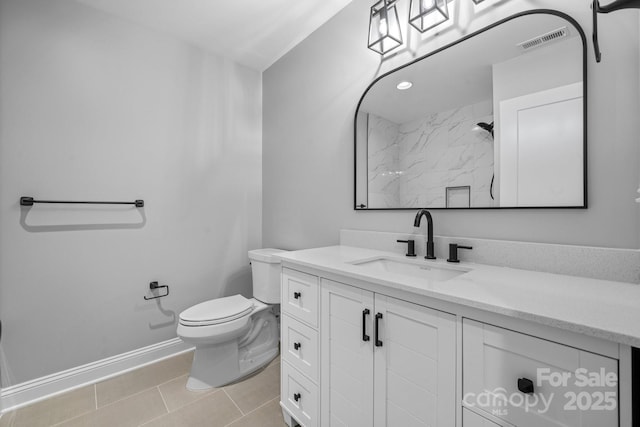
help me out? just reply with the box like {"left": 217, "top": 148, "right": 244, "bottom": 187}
{"left": 408, "top": 0, "right": 449, "bottom": 33}
{"left": 368, "top": 0, "right": 403, "bottom": 54}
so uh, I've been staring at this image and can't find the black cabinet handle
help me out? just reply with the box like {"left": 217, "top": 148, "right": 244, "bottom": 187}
{"left": 375, "top": 312, "right": 383, "bottom": 347}
{"left": 517, "top": 378, "right": 534, "bottom": 394}
{"left": 362, "top": 309, "right": 371, "bottom": 342}
{"left": 293, "top": 393, "right": 301, "bottom": 402}
{"left": 293, "top": 292, "right": 301, "bottom": 300}
{"left": 294, "top": 342, "right": 301, "bottom": 350}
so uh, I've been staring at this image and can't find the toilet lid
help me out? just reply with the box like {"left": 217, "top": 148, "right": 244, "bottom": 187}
{"left": 179, "top": 295, "right": 254, "bottom": 326}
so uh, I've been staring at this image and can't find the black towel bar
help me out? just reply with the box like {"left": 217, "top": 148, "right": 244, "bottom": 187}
{"left": 20, "top": 197, "right": 143, "bottom": 207}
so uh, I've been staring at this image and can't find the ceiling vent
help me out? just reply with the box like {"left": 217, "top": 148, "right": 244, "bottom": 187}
{"left": 517, "top": 26, "right": 568, "bottom": 51}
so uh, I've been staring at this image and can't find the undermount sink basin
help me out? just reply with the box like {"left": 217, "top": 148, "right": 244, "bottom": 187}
{"left": 351, "top": 257, "right": 470, "bottom": 282}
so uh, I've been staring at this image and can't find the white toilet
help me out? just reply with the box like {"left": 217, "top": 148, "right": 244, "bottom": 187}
{"left": 177, "top": 248, "right": 286, "bottom": 390}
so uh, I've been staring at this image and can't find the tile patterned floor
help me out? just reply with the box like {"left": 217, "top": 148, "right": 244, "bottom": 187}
{"left": 0, "top": 351, "right": 288, "bottom": 427}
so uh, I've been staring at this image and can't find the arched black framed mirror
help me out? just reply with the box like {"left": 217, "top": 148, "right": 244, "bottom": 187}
{"left": 354, "top": 10, "right": 587, "bottom": 210}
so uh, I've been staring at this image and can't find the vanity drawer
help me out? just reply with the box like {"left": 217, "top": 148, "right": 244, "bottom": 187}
{"left": 463, "top": 319, "right": 618, "bottom": 427}
{"left": 463, "top": 408, "right": 503, "bottom": 426}
{"left": 282, "top": 268, "right": 319, "bottom": 327}
{"left": 282, "top": 360, "right": 318, "bottom": 427}
{"left": 281, "top": 314, "right": 319, "bottom": 382}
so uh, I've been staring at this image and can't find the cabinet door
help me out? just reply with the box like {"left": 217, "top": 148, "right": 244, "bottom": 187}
{"left": 320, "top": 279, "right": 375, "bottom": 427}
{"left": 373, "top": 295, "right": 456, "bottom": 427}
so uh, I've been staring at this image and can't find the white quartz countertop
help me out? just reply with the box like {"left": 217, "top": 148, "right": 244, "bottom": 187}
{"left": 277, "top": 245, "right": 640, "bottom": 347}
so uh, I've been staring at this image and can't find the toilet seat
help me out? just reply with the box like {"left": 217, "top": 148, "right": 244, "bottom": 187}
{"left": 177, "top": 298, "right": 270, "bottom": 346}
{"left": 179, "top": 295, "right": 254, "bottom": 327}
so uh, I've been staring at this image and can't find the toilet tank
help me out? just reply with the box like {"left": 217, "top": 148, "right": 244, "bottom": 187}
{"left": 248, "top": 248, "right": 288, "bottom": 304}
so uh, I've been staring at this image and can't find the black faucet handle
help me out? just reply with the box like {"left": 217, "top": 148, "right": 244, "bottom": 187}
{"left": 447, "top": 243, "right": 472, "bottom": 263}
{"left": 397, "top": 239, "right": 416, "bottom": 257}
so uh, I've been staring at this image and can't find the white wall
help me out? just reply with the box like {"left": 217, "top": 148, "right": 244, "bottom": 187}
{"left": 492, "top": 37, "right": 582, "bottom": 106}
{"left": 0, "top": 0, "right": 262, "bottom": 385}
{"left": 263, "top": 0, "right": 640, "bottom": 250}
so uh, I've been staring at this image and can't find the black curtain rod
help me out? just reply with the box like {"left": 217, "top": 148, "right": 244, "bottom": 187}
{"left": 20, "top": 197, "right": 144, "bottom": 208}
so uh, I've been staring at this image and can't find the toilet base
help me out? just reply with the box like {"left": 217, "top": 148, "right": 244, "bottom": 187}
{"left": 186, "top": 340, "right": 238, "bottom": 390}
{"left": 184, "top": 308, "right": 279, "bottom": 390}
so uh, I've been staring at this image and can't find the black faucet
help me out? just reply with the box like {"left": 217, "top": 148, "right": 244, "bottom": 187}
{"left": 413, "top": 209, "right": 436, "bottom": 260}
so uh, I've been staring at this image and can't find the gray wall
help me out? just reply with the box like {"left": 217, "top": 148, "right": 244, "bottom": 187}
{"left": 0, "top": 0, "right": 262, "bottom": 385}
{"left": 263, "top": 0, "right": 640, "bottom": 250}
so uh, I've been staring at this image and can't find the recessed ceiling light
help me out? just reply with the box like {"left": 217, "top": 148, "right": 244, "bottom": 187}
{"left": 396, "top": 81, "right": 413, "bottom": 90}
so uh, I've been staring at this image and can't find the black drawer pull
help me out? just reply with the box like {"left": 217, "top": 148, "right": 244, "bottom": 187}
{"left": 294, "top": 342, "right": 301, "bottom": 350}
{"left": 362, "top": 309, "right": 371, "bottom": 342}
{"left": 517, "top": 377, "right": 534, "bottom": 394}
{"left": 293, "top": 393, "right": 301, "bottom": 402}
{"left": 293, "top": 292, "right": 301, "bottom": 299}
{"left": 375, "top": 312, "right": 383, "bottom": 347}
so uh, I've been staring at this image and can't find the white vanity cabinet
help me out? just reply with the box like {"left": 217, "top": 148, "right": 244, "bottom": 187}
{"left": 279, "top": 260, "right": 628, "bottom": 427}
{"left": 320, "top": 278, "right": 457, "bottom": 427}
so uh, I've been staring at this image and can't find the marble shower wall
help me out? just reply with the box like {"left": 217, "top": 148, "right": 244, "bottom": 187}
{"left": 367, "top": 99, "right": 494, "bottom": 208}
{"left": 367, "top": 114, "right": 401, "bottom": 207}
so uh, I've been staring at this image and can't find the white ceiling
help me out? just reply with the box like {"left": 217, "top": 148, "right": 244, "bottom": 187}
{"left": 76, "top": 0, "right": 353, "bottom": 71}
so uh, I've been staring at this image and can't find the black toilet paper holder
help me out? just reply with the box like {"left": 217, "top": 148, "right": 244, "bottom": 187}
{"left": 144, "top": 281, "right": 169, "bottom": 300}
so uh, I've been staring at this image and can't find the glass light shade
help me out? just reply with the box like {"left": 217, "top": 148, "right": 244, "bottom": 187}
{"left": 368, "top": 0, "right": 403, "bottom": 55}
{"left": 409, "top": 0, "right": 449, "bottom": 33}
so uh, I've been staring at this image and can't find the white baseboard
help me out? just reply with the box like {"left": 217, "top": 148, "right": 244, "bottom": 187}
{"left": 0, "top": 338, "right": 194, "bottom": 413}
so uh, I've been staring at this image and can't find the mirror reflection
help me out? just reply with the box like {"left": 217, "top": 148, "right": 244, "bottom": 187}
{"left": 355, "top": 12, "right": 586, "bottom": 210}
